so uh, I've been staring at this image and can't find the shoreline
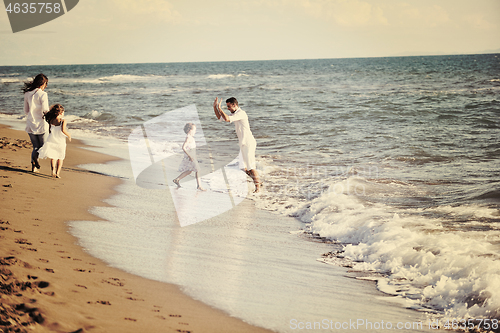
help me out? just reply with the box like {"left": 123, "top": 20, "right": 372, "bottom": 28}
{"left": 0, "top": 124, "right": 273, "bottom": 333}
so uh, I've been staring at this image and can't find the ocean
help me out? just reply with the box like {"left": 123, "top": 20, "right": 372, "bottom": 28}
{"left": 1, "top": 54, "right": 499, "bottom": 330}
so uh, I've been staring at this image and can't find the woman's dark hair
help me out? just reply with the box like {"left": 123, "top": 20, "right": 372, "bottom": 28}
{"left": 44, "top": 104, "right": 65, "bottom": 133}
{"left": 22, "top": 73, "right": 48, "bottom": 93}
{"left": 184, "top": 122, "right": 195, "bottom": 134}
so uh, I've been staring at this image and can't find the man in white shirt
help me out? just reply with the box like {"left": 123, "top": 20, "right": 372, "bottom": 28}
{"left": 213, "top": 97, "right": 261, "bottom": 193}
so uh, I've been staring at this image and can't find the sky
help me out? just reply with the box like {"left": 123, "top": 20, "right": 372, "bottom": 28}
{"left": 0, "top": 0, "right": 499, "bottom": 65}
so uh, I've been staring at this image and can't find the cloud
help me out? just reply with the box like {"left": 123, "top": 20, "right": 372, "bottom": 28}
{"left": 394, "top": 3, "right": 450, "bottom": 28}
{"left": 464, "top": 14, "right": 497, "bottom": 30}
{"left": 110, "top": 0, "right": 182, "bottom": 24}
{"left": 296, "top": 0, "right": 389, "bottom": 27}
{"left": 237, "top": 0, "right": 388, "bottom": 27}
{"left": 329, "top": 0, "right": 388, "bottom": 27}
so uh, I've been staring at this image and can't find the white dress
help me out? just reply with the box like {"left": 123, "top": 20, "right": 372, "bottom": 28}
{"left": 38, "top": 120, "right": 67, "bottom": 160}
{"left": 178, "top": 134, "right": 199, "bottom": 172}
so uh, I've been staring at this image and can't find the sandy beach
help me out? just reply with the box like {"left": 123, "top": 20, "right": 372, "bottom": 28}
{"left": 0, "top": 124, "right": 272, "bottom": 333}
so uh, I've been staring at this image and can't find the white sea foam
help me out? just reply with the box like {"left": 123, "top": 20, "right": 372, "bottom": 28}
{"left": 268, "top": 176, "right": 500, "bottom": 319}
{"left": 48, "top": 74, "right": 164, "bottom": 85}
{"left": 207, "top": 74, "right": 234, "bottom": 79}
{"left": 0, "top": 78, "right": 23, "bottom": 83}
{"left": 430, "top": 204, "right": 500, "bottom": 219}
{"left": 97, "top": 74, "right": 163, "bottom": 82}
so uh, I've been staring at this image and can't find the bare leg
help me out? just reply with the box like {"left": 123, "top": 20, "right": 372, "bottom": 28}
{"left": 55, "top": 159, "right": 63, "bottom": 178}
{"left": 173, "top": 171, "right": 191, "bottom": 187}
{"left": 247, "top": 169, "right": 261, "bottom": 193}
{"left": 195, "top": 172, "right": 206, "bottom": 191}
{"left": 50, "top": 159, "right": 57, "bottom": 177}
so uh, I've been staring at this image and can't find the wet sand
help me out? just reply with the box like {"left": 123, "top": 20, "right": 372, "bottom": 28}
{"left": 0, "top": 124, "right": 272, "bottom": 333}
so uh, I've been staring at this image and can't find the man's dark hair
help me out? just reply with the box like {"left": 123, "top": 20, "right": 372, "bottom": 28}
{"left": 226, "top": 97, "right": 238, "bottom": 106}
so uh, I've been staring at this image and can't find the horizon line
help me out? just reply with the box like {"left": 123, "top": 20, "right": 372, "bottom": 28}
{"left": 1, "top": 51, "right": 499, "bottom": 67}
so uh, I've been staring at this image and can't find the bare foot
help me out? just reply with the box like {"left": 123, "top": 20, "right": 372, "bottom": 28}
{"left": 197, "top": 186, "right": 206, "bottom": 191}
{"left": 254, "top": 181, "right": 263, "bottom": 193}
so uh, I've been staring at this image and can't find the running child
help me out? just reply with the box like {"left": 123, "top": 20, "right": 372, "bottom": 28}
{"left": 173, "top": 123, "right": 205, "bottom": 191}
{"left": 38, "top": 104, "right": 71, "bottom": 178}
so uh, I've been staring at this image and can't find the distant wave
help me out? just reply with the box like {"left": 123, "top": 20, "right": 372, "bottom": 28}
{"left": 0, "top": 78, "right": 23, "bottom": 83}
{"left": 48, "top": 74, "right": 165, "bottom": 85}
{"left": 207, "top": 73, "right": 250, "bottom": 79}
{"left": 97, "top": 74, "right": 163, "bottom": 82}
{"left": 207, "top": 74, "right": 234, "bottom": 79}
{"left": 82, "top": 110, "right": 116, "bottom": 121}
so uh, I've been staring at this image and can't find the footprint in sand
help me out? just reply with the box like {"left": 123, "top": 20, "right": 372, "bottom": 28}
{"left": 88, "top": 300, "right": 111, "bottom": 305}
{"left": 127, "top": 297, "right": 145, "bottom": 301}
{"left": 74, "top": 268, "right": 92, "bottom": 273}
{"left": 102, "top": 277, "right": 124, "bottom": 287}
{"left": 69, "top": 329, "right": 84, "bottom": 333}
{"left": 15, "top": 239, "right": 32, "bottom": 245}
{"left": 1, "top": 256, "right": 18, "bottom": 266}
{"left": 37, "top": 281, "right": 50, "bottom": 288}
{"left": 0, "top": 220, "right": 10, "bottom": 231}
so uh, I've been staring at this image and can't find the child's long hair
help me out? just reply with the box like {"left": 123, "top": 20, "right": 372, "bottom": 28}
{"left": 44, "top": 104, "right": 65, "bottom": 133}
{"left": 22, "top": 74, "right": 48, "bottom": 93}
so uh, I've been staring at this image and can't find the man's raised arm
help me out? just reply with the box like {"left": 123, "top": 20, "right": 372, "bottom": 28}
{"left": 213, "top": 97, "right": 230, "bottom": 122}
{"left": 213, "top": 97, "right": 221, "bottom": 120}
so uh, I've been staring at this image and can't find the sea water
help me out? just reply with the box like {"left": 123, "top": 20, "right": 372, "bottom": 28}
{"left": 1, "top": 55, "right": 499, "bottom": 327}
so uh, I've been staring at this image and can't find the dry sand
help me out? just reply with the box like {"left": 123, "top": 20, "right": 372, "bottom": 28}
{"left": 0, "top": 124, "right": 272, "bottom": 333}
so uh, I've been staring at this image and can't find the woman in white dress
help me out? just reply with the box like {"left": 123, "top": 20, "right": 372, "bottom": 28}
{"left": 38, "top": 104, "right": 72, "bottom": 178}
{"left": 23, "top": 74, "right": 49, "bottom": 172}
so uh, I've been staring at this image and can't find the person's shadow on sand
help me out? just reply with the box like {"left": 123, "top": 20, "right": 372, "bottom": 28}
{"left": 0, "top": 165, "right": 53, "bottom": 179}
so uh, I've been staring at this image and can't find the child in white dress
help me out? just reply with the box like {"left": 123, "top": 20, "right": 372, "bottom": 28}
{"left": 38, "top": 104, "right": 71, "bottom": 178}
{"left": 173, "top": 123, "right": 205, "bottom": 191}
